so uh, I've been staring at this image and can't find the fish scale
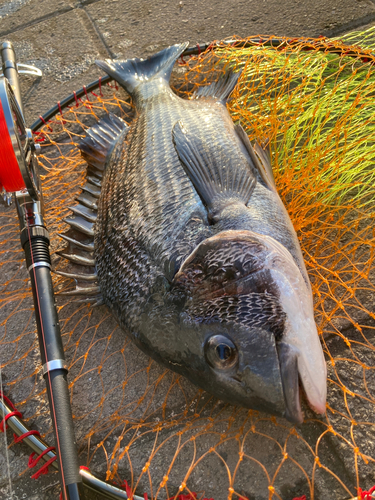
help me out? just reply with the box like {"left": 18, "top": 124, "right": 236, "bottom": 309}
{"left": 106, "top": 95, "right": 210, "bottom": 271}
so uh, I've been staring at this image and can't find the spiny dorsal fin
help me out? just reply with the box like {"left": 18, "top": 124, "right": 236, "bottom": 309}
{"left": 56, "top": 113, "right": 129, "bottom": 304}
{"left": 78, "top": 113, "right": 129, "bottom": 172}
{"left": 193, "top": 69, "right": 241, "bottom": 103}
{"left": 76, "top": 192, "right": 98, "bottom": 211}
{"left": 54, "top": 270, "right": 97, "bottom": 281}
{"left": 172, "top": 120, "right": 257, "bottom": 211}
{"left": 63, "top": 215, "right": 94, "bottom": 237}
{"left": 96, "top": 42, "right": 189, "bottom": 96}
{"left": 58, "top": 285, "right": 100, "bottom": 297}
{"left": 69, "top": 204, "right": 97, "bottom": 223}
{"left": 58, "top": 233, "right": 94, "bottom": 252}
{"left": 56, "top": 251, "right": 95, "bottom": 266}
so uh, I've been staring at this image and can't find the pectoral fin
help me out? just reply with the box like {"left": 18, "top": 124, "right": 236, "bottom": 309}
{"left": 172, "top": 120, "right": 257, "bottom": 210}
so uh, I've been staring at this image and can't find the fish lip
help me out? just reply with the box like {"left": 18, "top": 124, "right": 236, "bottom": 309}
{"left": 277, "top": 341, "right": 327, "bottom": 424}
{"left": 277, "top": 342, "right": 304, "bottom": 424}
{"left": 230, "top": 356, "right": 303, "bottom": 424}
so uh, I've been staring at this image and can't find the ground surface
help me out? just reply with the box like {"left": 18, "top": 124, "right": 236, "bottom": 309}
{"left": 1, "top": 1, "right": 375, "bottom": 499}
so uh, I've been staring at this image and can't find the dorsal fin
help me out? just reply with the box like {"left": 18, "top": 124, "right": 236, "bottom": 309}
{"left": 78, "top": 113, "right": 129, "bottom": 172}
{"left": 193, "top": 69, "right": 241, "bottom": 103}
{"left": 56, "top": 113, "right": 128, "bottom": 303}
{"left": 96, "top": 42, "right": 189, "bottom": 96}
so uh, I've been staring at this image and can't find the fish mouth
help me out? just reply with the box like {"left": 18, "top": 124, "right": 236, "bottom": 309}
{"left": 276, "top": 342, "right": 303, "bottom": 424}
{"left": 175, "top": 229, "right": 327, "bottom": 423}
{"left": 277, "top": 341, "right": 326, "bottom": 424}
{"left": 230, "top": 338, "right": 326, "bottom": 425}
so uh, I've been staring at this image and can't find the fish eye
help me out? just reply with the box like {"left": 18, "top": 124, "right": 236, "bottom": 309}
{"left": 205, "top": 335, "right": 238, "bottom": 370}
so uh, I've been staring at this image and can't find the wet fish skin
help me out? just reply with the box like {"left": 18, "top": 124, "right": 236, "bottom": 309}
{"left": 91, "top": 42, "right": 326, "bottom": 423}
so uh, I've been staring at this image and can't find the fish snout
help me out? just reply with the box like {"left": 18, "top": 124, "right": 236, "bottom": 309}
{"left": 236, "top": 334, "right": 325, "bottom": 425}
{"left": 276, "top": 340, "right": 326, "bottom": 424}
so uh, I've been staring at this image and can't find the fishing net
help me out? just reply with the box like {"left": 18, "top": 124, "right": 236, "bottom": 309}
{"left": 1, "top": 26, "right": 375, "bottom": 500}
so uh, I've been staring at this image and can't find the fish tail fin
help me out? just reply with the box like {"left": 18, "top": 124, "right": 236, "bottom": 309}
{"left": 96, "top": 42, "right": 189, "bottom": 96}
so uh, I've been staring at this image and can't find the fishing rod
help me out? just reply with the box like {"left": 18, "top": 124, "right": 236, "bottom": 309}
{"left": 1, "top": 384, "right": 372, "bottom": 500}
{"left": 0, "top": 41, "right": 83, "bottom": 500}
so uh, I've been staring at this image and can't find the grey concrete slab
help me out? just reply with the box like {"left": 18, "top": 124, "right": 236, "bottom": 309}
{"left": 85, "top": 0, "right": 375, "bottom": 61}
{"left": 0, "top": 0, "right": 72, "bottom": 36}
{"left": 3, "top": 8, "right": 109, "bottom": 126}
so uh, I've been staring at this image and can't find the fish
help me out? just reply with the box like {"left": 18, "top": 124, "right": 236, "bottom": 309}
{"left": 58, "top": 42, "right": 327, "bottom": 424}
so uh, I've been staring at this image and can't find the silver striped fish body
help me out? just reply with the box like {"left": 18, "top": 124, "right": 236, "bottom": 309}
{"left": 95, "top": 84, "right": 211, "bottom": 329}
{"left": 96, "top": 83, "right": 307, "bottom": 320}
{"left": 85, "top": 43, "right": 327, "bottom": 423}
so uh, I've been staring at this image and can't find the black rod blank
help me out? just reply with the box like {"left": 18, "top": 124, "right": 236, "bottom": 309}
{"left": 21, "top": 228, "right": 82, "bottom": 498}
{"left": 0, "top": 396, "right": 135, "bottom": 499}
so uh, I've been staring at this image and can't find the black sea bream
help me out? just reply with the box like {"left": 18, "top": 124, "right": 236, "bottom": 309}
{"left": 60, "top": 42, "right": 327, "bottom": 424}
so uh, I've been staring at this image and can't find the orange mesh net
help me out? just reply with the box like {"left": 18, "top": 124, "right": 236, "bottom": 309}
{"left": 1, "top": 31, "right": 375, "bottom": 500}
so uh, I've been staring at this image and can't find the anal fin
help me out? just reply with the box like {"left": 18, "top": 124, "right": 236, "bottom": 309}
{"left": 193, "top": 69, "right": 241, "bottom": 103}
{"left": 235, "top": 124, "right": 276, "bottom": 191}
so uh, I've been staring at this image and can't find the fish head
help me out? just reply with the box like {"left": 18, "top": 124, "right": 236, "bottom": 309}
{"left": 169, "top": 230, "right": 327, "bottom": 424}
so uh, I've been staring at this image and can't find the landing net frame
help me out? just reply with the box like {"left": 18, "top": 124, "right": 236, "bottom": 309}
{"left": 1, "top": 31, "right": 375, "bottom": 500}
